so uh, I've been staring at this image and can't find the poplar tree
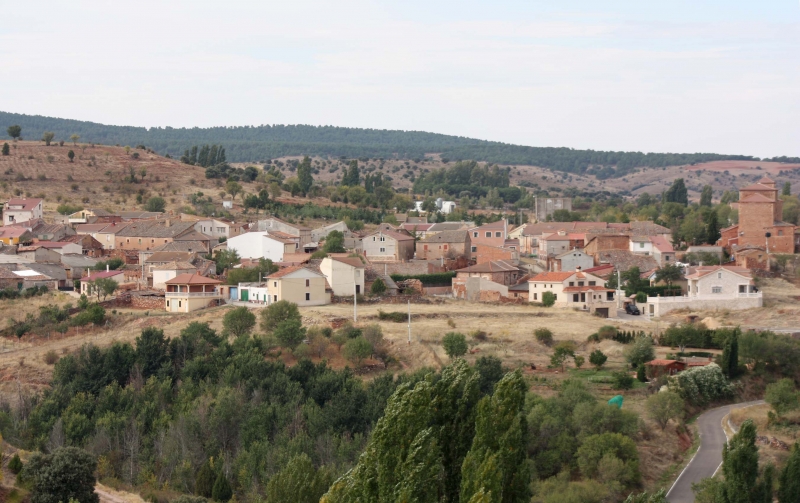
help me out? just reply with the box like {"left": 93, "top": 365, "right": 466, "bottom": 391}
{"left": 721, "top": 329, "right": 739, "bottom": 378}
{"left": 460, "top": 370, "right": 531, "bottom": 503}
{"left": 700, "top": 185, "right": 713, "bottom": 206}
{"left": 778, "top": 444, "right": 800, "bottom": 503}
{"left": 706, "top": 210, "right": 721, "bottom": 244}
{"left": 297, "top": 155, "right": 313, "bottom": 195}
{"left": 719, "top": 419, "right": 773, "bottom": 503}
{"left": 343, "top": 160, "right": 360, "bottom": 186}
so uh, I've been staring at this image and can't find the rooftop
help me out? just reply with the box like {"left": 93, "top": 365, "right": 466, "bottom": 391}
{"left": 82, "top": 270, "right": 124, "bottom": 281}
{"left": 529, "top": 271, "right": 575, "bottom": 282}
{"left": 420, "top": 230, "right": 469, "bottom": 243}
{"left": 164, "top": 273, "right": 222, "bottom": 285}
{"left": 5, "top": 198, "right": 43, "bottom": 211}
{"left": 456, "top": 260, "right": 521, "bottom": 273}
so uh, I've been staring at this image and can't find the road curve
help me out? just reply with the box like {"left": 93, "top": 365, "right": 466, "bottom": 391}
{"left": 666, "top": 400, "right": 764, "bottom": 503}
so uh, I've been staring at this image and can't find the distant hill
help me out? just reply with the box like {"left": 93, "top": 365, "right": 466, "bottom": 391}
{"left": 0, "top": 111, "right": 769, "bottom": 178}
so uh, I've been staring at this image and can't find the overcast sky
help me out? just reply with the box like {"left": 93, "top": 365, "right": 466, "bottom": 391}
{"left": 2, "top": 0, "right": 799, "bottom": 157}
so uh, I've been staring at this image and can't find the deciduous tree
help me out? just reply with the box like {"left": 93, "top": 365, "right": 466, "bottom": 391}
{"left": 442, "top": 332, "right": 468, "bottom": 359}
{"left": 645, "top": 391, "right": 684, "bottom": 430}
{"left": 23, "top": 446, "right": 99, "bottom": 503}
{"left": 222, "top": 306, "right": 256, "bottom": 337}
{"left": 42, "top": 131, "right": 55, "bottom": 146}
{"left": 7, "top": 124, "right": 21, "bottom": 140}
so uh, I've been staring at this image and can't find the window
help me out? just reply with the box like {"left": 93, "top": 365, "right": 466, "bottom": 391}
{"left": 569, "top": 282, "right": 574, "bottom": 286}
{"left": 166, "top": 301, "right": 169, "bottom": 307}
{"left": 553, "top": 294, "right": 557, "bottom": 301}
{"left": 712, "top": 286, "right": 722, "bottom": 294}
{"left": 305, "top": 279, "right": 310, "bottom": 287}
{"left": 639, "top": 242, "right": 644, "bottom": 248}
{"left": 778, "top": 230, "right": 784, "bottom": 236}
{"left": 444, "top": 244, "right": 448, "bottom": 250}
{"left": 178, "top": 301, "right": 182, "bottom": 307}
{"left": 273, "top": 281, "right": 277, "bottom": 287}
{"left": 533, "top": 293, "right": 538, "bottom": 300}
{"left": 138, "top": 239, "right": 142, "bottom": 244}
{"left": 589, "top": 281, "right": 596, "bottom": 286}
{"left": 717, "top": 272, "right": 722, "bottom": 279}
{"left": 495, "top": 232, "right": 501, "bottom": 238}
{"left": 380, "top": 236, "right": 386, "bottom": 242}
{"left": 151, "top": 239, "right": 155, "bottom": 243}
{"left": 274, "top": 295, "right": 277, "bottom": 302}
{"left": 473, "top": 231, "right": 478, "bottom": 237}
{"left": 665, "top": 256, "right": 670, "bottom": 261}
{"left": 305, "top": 293, "right": 310, "bottom": 301}
{"left": 471, "top": 246, "right": 477, "bottom": 252}
{"left": 485, "top": 232, "right": 491, "bottom": 238}
{"left": 578, "top": 281, "right": 584, "bottom": 286}
{"left": 373, "top": 237, "right": 376, "bottom": 241}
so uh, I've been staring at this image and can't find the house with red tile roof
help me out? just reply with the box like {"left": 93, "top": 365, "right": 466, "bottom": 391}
{"left": 528, "top": 269, "right": 617, "bottom": 317}
{"left": 164, "top": 273, "right": 223, "bottom": 313}
{"left": 80, "top": 269, "right": 125, "bottom": 296}
{"left": 451, "top": 260, "right": 525, "bottom": 301}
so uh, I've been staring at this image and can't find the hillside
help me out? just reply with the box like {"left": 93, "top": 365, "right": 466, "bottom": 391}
{"left": 0, "top": 111, "right": 773, "bottom": 178}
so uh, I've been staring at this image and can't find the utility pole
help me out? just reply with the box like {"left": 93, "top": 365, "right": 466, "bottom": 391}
{"left": 617, "top": 269, "right": 623, "bottom": 309}
{"left": 407, "top": 299, "right": 411, "bottom": 345}
{"left": 353, "top": 268, "right": 357, "bottom": 322}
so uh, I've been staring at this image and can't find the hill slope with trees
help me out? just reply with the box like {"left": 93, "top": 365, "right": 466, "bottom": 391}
{"left": 1, "top": 111, "right": 765, "bottom": 179}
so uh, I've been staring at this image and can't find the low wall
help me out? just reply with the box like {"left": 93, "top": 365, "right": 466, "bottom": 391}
{"left": 131, "top": 295, "right": 165, "bottom": 310}
{"left": 647, "top": 295, "right": 763, "bottom": 317}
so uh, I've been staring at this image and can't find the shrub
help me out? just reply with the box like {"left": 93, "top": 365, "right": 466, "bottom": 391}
{"left": 447, "top": 317, "right": 456, "bottom": 328}
{"left": 292, "top": 343, "right": 312, "bottom": 360}
{"left": 645, "top": 391, "right": 684, "bottom": 430}
{"left": 370, "top": 278, "right": 387, "bottom": 295}
{"left": 389, "top": 271, "right": 455, "bottom": 286}
{"left": 765, "top": 378, "right": 799, "bottom": 416}
{"left": 669, "top": 363, "right": 732, "bottom": 406}
{"left": 274, "top": 318, "right": 306, "bottom": 350}
{"left": 377, "top": 310, "right": 406, "bottom": 322}
{"left": 260, "top": 300, "right": 301, "bottom": 332}
{"left": 541, "top": 291, "right": 556, "bottom": 307}
{"left": 598, "top": 325, "right": 617, "bottom": 340}
{"left": 635, "top": 291, "right": 647, "bottom": 303}
{"left": 442, "top": 332, "right": 468, "bottom": 359}
{"left": 9, "top": 453, "right": 23, "bottom": 474}
{"left": 343, "top": 336, "right": 372, "bottom": 367}
{"left": 212, "top": 472, "right": 232, "bottom": 502}
{"left": 43, "top": 350, "right": 59, "bottom": 365}
{"left": 534, "top": 327, "right": 554, "bottom": 346}
{"left": 471, "top": 330, "right": 488, "bottom": 342}
{"left": 612, "top": 371, "right": 635, "bottom": 390}
{"left": 624, "top": 336, "right": 655, "bottom": 368}
{"left": 589, "top": 350, "right": 608, "bottom": 370}
{"left": 195, "top": 462, "right": 215, "bottom": 498}
{"left": 222, "top": 306, "right": 256, "bottom": 337}
{"left": 576, "top": 433, "right": 640, "bottom": 487}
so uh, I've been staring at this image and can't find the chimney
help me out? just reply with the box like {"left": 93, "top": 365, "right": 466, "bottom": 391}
{"left": 576, "top": 266, "right": 582, "bottom": 272}
{"left": 165, "top": 219, "right": 171, "bottom": 227}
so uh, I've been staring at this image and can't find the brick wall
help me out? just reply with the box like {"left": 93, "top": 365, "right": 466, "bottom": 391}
{"left": 474, "top": 244, "right": 517, "bottom": 264}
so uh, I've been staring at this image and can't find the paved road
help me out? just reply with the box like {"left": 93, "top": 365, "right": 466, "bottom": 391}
{"left": 667, "top": 400, "right": 764, "bottom": 503}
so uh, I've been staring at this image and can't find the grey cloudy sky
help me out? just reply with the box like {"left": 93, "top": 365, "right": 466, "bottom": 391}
{"left": 2, "top": 0, "right": 799, "bottom": 157}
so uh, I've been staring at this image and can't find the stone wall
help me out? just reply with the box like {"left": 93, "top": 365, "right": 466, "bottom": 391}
{"left": 131, "top": 294, "right": 165, "bottom": 310}
{"left": 647, "top": 295, "right": 762, "bottom": 317}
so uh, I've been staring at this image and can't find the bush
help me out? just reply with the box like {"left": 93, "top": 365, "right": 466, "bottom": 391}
{"left": 212, "top": 471, "right": 232, "bottom": 502}
{"left": 765, "top": 378, "right": 799, "bottom": 416}
{"left": 274, "top": 318, "right": 306, "bottom": 350}
{"left": 576, "top": 433, "right": 640, "bottom": 487}
{"left": 624, "top": 336, "right": 655, "bottom": 368}
{"left": 589, "top": 350, "right": 608, "bottom": 370}
{"left": 377, "top": 310, "right": 406, "bottom": 322}
{"left": 343, "top": 336, "right": 372, "bottom": 367}
{"left": 442, "top": 332, "right": 468, "bottom": 359}
{"left": 534, "top": 327, "right": 554, "bottom": 346}
{"left": 612, "top": 371, "right": 635, "bottom": 390}
{"left": 43, "top": 350, "right": 59, "bottom": 365}
{"left": 9, "top": 453, "right": 23, "bottom": 474}
{"left": 222, "top": 306, "right": 256, "bottom": 336}
{"left": 260, "top": 300, "right": 301, "bottom": 332}
{"left": 195, "top": 462, "right": 215, "bottom": 498}
{"left": 635, "top": 291, "right": 647, "bottom": 303}
{"left": 541, "top": 291, "right": 556, "bottom": 307}
{"left": 669, "top": 363, "right": 732, "bottom": 406}
{"left": 370, "top": 278, "right": 387, "bottom": 295}
{"left": 645, "top": 391, "right": 684, "bottom": 430}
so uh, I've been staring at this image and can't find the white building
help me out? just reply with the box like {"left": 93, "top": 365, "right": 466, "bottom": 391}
{"left": 3, "top": 198, "right": 43, "bottom": 226}
{"left": 320, "top": 256, "right": 365, "bottom": 296}
{"left": 528, "top": 269, "right": 617, "bottom": 318}
{"left": 225, "top": 232, "right": 296, "bottom": 262}
{"left": 645, "top": 265, "right": 761, "bottom": 317}
{"left": 193, "top": 218, "right": 246, "bottom": 241}
{"left": 152, "top": 261, "right": 196, "bottom": 290}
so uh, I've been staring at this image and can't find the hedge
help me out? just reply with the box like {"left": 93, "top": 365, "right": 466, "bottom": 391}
{"left": 390, "top": 271, "right": 456, "bottom": 286}
{"left": 625, "top": 285, "right": 682, "bottom": 297}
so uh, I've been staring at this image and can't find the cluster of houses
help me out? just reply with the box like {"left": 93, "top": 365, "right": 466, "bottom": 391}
{"left": 0, "top": 175, "right": 791, "bottom": 317}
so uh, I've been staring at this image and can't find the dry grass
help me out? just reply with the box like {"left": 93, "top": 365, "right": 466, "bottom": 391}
{"left": 728, "top": 403, "right": 797, "bottom": 469}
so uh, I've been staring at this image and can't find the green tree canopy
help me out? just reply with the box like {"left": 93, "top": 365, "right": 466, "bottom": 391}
{"left": 260, "top": 300, "right": 301, "bottom": 332}
{"left": 22, "top": 447, "right": 99, "bottom": 503}
{"left": 222, "top": 306, "right": 256, "bottom": 337}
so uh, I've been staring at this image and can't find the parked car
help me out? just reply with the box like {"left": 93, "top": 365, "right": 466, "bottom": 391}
{"left": 625, "top": 304, "right": 640, "bottom": 315}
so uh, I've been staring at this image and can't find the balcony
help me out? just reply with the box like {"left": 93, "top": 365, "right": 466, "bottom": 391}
{"left": 165, "top": 291, "right": 220, "bottom": 298}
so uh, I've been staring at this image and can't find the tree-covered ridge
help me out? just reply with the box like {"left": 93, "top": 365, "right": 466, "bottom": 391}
{"left": 1, "top": 111, "right": 761, "bottom": 177}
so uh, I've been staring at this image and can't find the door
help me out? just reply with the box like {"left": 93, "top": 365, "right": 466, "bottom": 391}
{"left": 241, "top": 289, "right": 249, "bottom": 301}
{"left": 356, "top": 285, "right": 361, "bottom": 294}
{"left": 595, "top": 308, "right": 609, "bottom": 318}
{"left": 230, "top": 287, "right": 238, "bottom": 300}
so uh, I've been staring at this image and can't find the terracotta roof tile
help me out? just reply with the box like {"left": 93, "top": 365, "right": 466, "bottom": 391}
{"left": 164, "top": 273, "right": 221, "bottom": 285}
